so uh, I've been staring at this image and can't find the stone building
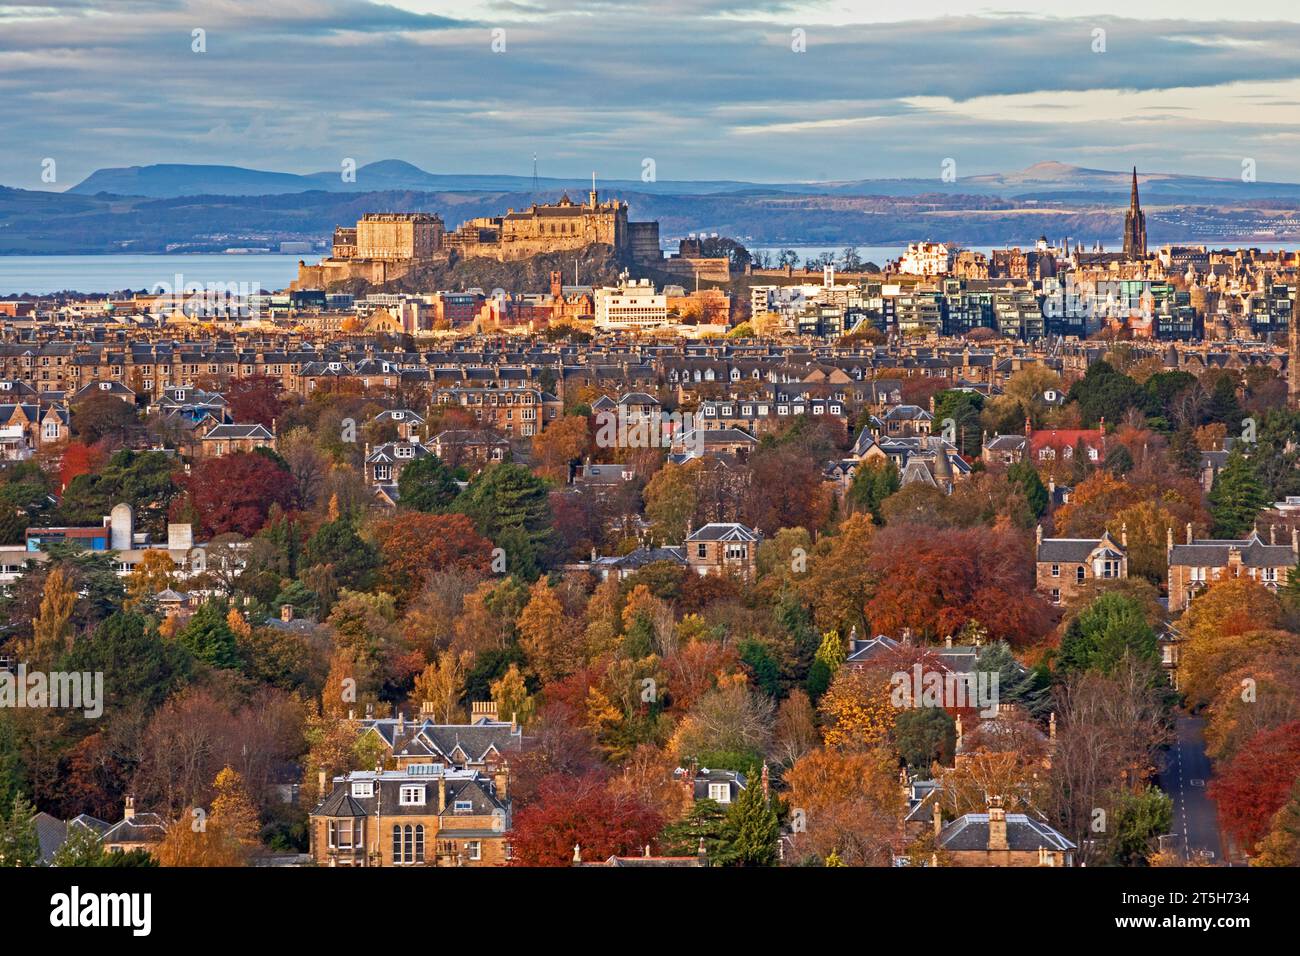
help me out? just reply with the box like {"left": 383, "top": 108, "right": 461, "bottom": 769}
{"left": 1035, "top": 526, "right": 1129, "bottom": 605}
{"left": 1167, "top": 525, "right": 1298, "bottom": 611}
{"left": 684, "top": 522, "right": 760, "bottom": 579}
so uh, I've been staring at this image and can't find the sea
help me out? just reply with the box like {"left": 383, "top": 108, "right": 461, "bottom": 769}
{"left": 0, "top": 242, "right": 1297, "bottom": 296}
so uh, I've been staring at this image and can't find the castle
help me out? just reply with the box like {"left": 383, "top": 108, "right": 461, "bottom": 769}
{"left": 293, "top": 181, "right": 662, "bottom": 291}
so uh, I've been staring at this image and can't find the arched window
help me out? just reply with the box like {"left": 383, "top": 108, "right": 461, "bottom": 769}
{"left": 415, "top": 825, "right": 425, "bottom": 863}
{"left": 392, "top": 824, "right": 402, "bottom": 863}
{"left": 403, "top": 825, "right": 413, "bottom": 863}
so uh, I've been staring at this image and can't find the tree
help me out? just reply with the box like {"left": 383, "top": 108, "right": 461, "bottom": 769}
{"left": 125, "top": 549, "right": 176, "bottom": 610}
{"left": 818, "top": 665, "right": 896, "bottom": 750}
{"left": 727, "top": 770, "right": 780, "bottom": 866}
{"left": 0, "top": 792, "right": 39, "bottom": 867}
{"left": 799, "top": 513, "right": 876, "bottom": 634}
{"left": 1208, "top": 448, "right": 1268, "bottom": 537}
{"left": 490, "top": 663, "right": 536, "bottom": 729}
{"left": 847, "top": 458, "right": 899, "bottom": 524}
{"left": 773, "top": 689, "right": 818, "bottom": 767}
{"left": 642, "top": 462, "right": 698, "bottom": 545}
{"left": 531, "top": 415, "right": 589, "bottom": 483}
{"left": 1109, "top": 786, "right": 1173, "bottom": 865}
{"left": 51, "top": 822, "right": 109, "bottom": 867}
{"left": 71, "top": 394, "right": 137, "bottom": 446}
{"left": 303, "top": 513, "right": 378, "bottom": 593}
{"left": 58, "top": 449, "right": 178, "bottom": 538}
{"left": 183, "top": 452, "right": 295, "bottom": 538}
{"left": 156, "top": 812, "right": 247, "bottom": 867}
{"left": 893, "top": 707, "right": 956, "bottom": 769}
{"left": 1178, "top": 578, "right": 1285, "bottom": 709}
{"left": 60, "top": 611, "right": 191, "bottom": 712}
{"left": 210, "top": 766, "right": 260, "bottom": 850}
{"left": 658, "top": 798, "right": 735, "bottom": 863}
{"left": 397, "top": 454, "right": 461, "bottom": 513}
{"left": 1208, "top": 720, "right": 1300, "bottom": 851}
{"left": 509, "top": 773, "right": 663, "bottom": 866}
{"left": 1007, "top": 461, "right": 1049, "bottom": 518}
{"left": 1253, "top": 776, "right": 1300, "bottom": 867}
{"left": 518, "top": 577, "right": 579, "bottom": 683}
{"left": 28, "top": 565, "right": 77, "bottom": 667}
{"left": 374, "top": 512, "right": 489, "bottom": 604}
{"left": 411, "top": 650, "right": 473, "bottom": 723}
{"left": 786, "top": 747, "right": 904, "bottom": 865}
{"left": 224, "top": 375, "right": 282, "bottom": 427}
{"left": 177, "top": 600, "right": 241, "bottom": 669}
{"left": 1057, "top": 592, "right": 1158, "bottom": 675}
{"left": 456, "top": 463, "right": 554, "bottom": 577}
{"left": 934, "top": 390, "right": 984, "bottom": 458}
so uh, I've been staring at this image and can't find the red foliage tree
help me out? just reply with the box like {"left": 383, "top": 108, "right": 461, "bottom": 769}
{"left": 509, "top": 772, "right": 664, "bottom": 866}
{"left": 182, "top": 452, "right": 296, "bottom": 537}
{"left": 58, "top": 441, "right": 103, "bottom": 494}
{"left": 224, "top": 375, "right": 283, "bottom": 427}
{"left": 1208, "top": 720, "right": 1300, "bottom": 850}
{"left": 864, "top": 525, "right": 1051, "bottom": 645}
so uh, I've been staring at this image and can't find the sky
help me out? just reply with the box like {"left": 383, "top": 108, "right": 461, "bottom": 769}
{"left": 2, "top": 1, "right": 1300, "bottom": 190}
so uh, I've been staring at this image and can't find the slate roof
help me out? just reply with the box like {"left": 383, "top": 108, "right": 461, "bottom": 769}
{"left": 1169, "top": 532, "right": 1296, "bottom": 568}
{"left": 937, "top": 813, "right": 1075, "bottom": 852}
{"left": 686, "top": 523, "right": 758, "bottom": 543}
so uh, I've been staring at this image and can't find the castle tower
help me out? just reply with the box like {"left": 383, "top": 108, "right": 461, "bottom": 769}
{"left": 1122, "top": 167, "right": 1147, "bottom": 260}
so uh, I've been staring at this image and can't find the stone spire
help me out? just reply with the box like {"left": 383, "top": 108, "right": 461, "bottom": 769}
{"left": 1123, "top": 167, "right": 1147, "bottom": 260}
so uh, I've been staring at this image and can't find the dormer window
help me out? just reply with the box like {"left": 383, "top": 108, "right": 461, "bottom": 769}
{"left": 395, "top": 445, "right": 414, "bottom": 459}
{"left": 453, "top": 800, "right": 473, "bottom": 814}
{"left": 351, "top": 782, "right": 374, "bottom": 798}
{"left": 399, "top": 785, "right": 426, "bottom": 806}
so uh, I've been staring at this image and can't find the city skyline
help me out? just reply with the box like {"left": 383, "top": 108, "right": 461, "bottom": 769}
{"left": 4, "top": 2, "right": 1300, "bottom": 190}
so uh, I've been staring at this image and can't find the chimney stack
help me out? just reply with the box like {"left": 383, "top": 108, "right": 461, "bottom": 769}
{"left": 932, "top": 799, "right": 943, "bottom": 837}
{"left": 281, "top": 603, "right": 294, "bottom": 622}
{"left": 124, "top": 795, "right": 136, "bottom": 822}
{"left": 1186, "top": 522, "right": 1193, "bottom": 545}
{"left": 987, "top": 796, "right": 1008, "bottom": 851}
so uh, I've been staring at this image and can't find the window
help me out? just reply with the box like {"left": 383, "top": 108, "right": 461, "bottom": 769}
{"left": 466, "top": 840, "right": 482, "bottom": 861}
{"left": 351, "top": 782, "right": 374, "bottom": 798}
{"left": 1050, "top": 564, "right": 1060, "bottom": 577}
{"left": 395, "top": 445, "right": 413, "bottom": 459}
{"left": 392, "top": 824, "right": 403, "bottom": 862}
{"left": 399, "top": 785, "right": 425, "bottom": 806}
{"left": 697, "top": 543, "right": 707, "bottom": 558}
{"left": 404, "top": 825, "right": 413, "bottom": 863}
{"left": 415, "top": 825, "right": 424, "bottom": 863}
{"left": 1076, "top": 566, "right": 1085, "bottom": 584}
{"left": 454, "top": 800, "right": 473, "bottom": 814}
{"left": 374, "top": 464, "right": 391, "bottom": 482}
{"left": 708, "top": 783, "right": 731, "bottom": 804}
{"left": 1051, "top": 588, "right": 1061, "bottom": 605}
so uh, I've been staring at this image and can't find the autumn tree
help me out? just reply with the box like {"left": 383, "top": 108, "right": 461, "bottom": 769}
{"left": 642, "top": 462, "right": 698, "bottom": 545}
{"left": 531, "top": 414, "right": 590, "bottom": 482}
{"left": 210, "top": 766, "right": 261, "bottom": 850}
{"left": 125, "top": 549, "right": 177, "bottom": 610}
{"left": 509, "top": 773, "right": 663, "bottom": 866}
{"left": 27, "top": 565, "right": 77, "bottom": 667}
{"left": 373, "top": 512, "right": 490, "bottom": 604}
{"left": 182, "top": 452, "right": 295, "bottom": 537}
{"left": 1208, "top": 720, "right": 1300, "bottom": 852}
{"left": 786, "top": 747, "right": 904, "bottom": 866}
{"left": 411, "top": 650, "right": 473, "bottom": 723}
{"left": 517, "top": 577, "right": 579, "bottom": 683}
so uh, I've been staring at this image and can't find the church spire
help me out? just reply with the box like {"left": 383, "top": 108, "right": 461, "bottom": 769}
{"left": 1123, "top": 166, "right": 1146, "bottom": 259}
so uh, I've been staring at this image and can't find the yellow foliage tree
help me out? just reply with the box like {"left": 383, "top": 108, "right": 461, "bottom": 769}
{"left": 125, "top": 549, "right": 177, "bottom": 610}
{"left": 818, "top": 665, "right": 897, "bottom": 750}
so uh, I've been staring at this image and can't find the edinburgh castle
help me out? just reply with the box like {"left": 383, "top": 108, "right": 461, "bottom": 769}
{"left": 293, "top": 184, "right": 662, "bottom": 290}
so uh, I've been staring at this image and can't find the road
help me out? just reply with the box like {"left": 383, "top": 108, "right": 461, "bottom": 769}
{"left": 1157, "top": 714, "right": 1224, "bottom": 863}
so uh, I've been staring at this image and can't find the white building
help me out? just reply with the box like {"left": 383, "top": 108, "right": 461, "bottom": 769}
{"left": 594, "top": 275, "right": 669, "bottom": 330}
{"left": 898, "top": 242, "right": 954, "bottom": 277}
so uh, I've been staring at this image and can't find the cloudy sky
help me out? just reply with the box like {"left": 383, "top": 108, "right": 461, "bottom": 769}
{"left": 3, "top": 1, "right": 1300, "bottom": 190}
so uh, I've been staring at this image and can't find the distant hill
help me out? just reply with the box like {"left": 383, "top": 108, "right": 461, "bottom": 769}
{"left": 63, "top": 159, "right": 1300, "bottom": 203}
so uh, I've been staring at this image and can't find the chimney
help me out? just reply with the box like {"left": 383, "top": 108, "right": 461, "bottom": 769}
{"left": 281, "top": 603, "right": 294, "bottom": 623}
{"left": 1035, "top": 524, "right": 1042, "bottom": 548}
{"left": 987, "top": 796, "right": 1008, "bottom": 851}
{"left": 318, "top": 770, "right": 327, "bottom": 797}
{"left": 1120, "top": 523, "right": 1128, "bottom": 549}
{"left": 124, "top": 795, "right": 136, "bottom": 822}
{"left": 572, "top": 843, "right": 582, "bottom": 865}
{"left": 643, "top": 844, "right": 651, "bottom": 858}
{"left": 1167, "top": 526, "right": 1174, "bottom": 559}
{"left": 1270, "top": 525, "right": 1277, "bottom": 545}
{"left": 932, "top": 799, "right": 943, "bottom": 837}
{"left": 697, "top": 837, "right": 709, "bottom": 867}
{"left": 1293, "top": 526, "right": 1299, "bottom": 557}
{"left": 494, "top": 767, "right": 509, "bottom": 801}
{"left": 420, "top": 700, "right": 435, "bottom": 717}
{"left": 1049, "top": 711, "right": 1057, "bottom": 741}
{"left": 1186, "top": 522, "right": 1193, "bottom": 545}
{"left": 438, "top": 773, "right": 447, "bottom": 814}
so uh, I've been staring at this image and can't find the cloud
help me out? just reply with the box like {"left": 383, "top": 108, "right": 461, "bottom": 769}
{"left": 3, "top": 4, "right": 1300, "bottom": 188}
